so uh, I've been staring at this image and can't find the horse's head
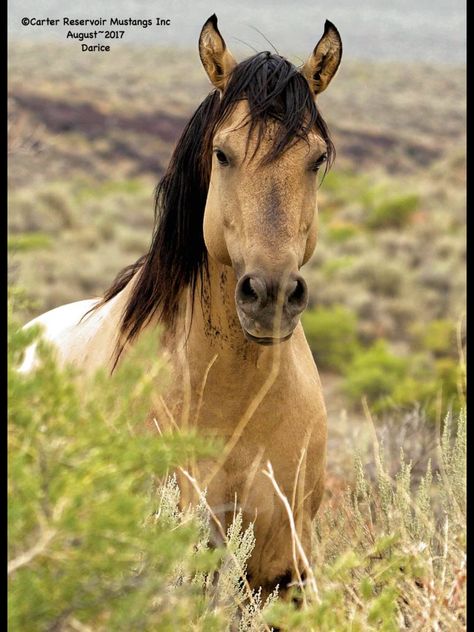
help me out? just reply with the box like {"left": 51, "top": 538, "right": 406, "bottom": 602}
{"left": 199, "top": 15, "right": 342, "bottom": 344}
{"left": 101, "top": 15, "right": 342, "bottom": 353}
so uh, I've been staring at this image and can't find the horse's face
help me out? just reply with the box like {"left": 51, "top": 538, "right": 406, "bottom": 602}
{"left": 199, "top": 15, "right": 342, "bottom": 344}
{"left": 204, "top": 102, "right": 326, "bottom": 343}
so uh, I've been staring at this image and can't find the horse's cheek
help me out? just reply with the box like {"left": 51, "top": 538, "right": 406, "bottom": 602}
{"left": 302, "top": 224, "right": 318, "bottom": 265}
{"left": 203, "top": 208, "right": 232, "bottom": 266}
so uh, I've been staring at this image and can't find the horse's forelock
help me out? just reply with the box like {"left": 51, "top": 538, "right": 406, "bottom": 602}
{"left": 211, "top": 52, "right": 335, "bottom": 169}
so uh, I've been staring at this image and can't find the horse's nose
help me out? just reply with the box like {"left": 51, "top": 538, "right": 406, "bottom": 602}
{"left": 236, "top": 273, "right": 308, "bottom": 317}
{"left": 284, "top": 275, "right": 308, "bottom": 316}
{"left": 235, "top": 275, "right": 267, "bottom": 313}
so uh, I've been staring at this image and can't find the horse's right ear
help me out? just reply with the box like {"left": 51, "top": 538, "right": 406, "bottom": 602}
{"left": 301, "top": 20, "right": 342, "bottom": 96}
{"left": 199, "top": 14, "right": 237, "bottom": 91}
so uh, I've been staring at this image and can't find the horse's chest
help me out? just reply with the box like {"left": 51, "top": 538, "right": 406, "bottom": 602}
{"left": 164, "top": 341, "right": 326, "bottom": 510}
{"left": 167, "top": 376, "right": 325, "bottom": 474}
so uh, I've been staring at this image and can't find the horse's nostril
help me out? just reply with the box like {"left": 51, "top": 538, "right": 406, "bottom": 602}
{"left": 287, "top": 277, "right": 307, "bottom": 309}
{"left": 241, "top": 277, "right": 259, "bottom": 302}
{"left": 237, "top": 275, "right": 267, "bottom": 308}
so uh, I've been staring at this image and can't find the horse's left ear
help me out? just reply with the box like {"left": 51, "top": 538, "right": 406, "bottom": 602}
{"left": 199, "top": 14, "right": 237, "bottom": 91}
{"left": 301, "top": 20, "right": 342, "bottom": 96}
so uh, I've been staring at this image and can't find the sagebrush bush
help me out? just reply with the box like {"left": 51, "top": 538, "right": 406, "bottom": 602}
{"left": 343, "top": 340, "right": 408, "bottom": 411}
{"left": 8, "top": 313, "right": 223, "bottom": 631}
{"left": 344, "top": 256, "right": 406, "bottom": 298}
{"left": 302, "top": 305, "right": 359, "bottom": 371}
{"left": 8, "top": 232, "right": 52, "bottom": 253}
{"left": 326, "top": 220, "right": 361, "bottom": 243}
{"left": 343, "top": 337, "right": 465, "bottom": 420}
{"left": 266, "top": 409, "right": 466, "bottom": 631}
{"left": 410, "top": 318, "right": 458, "bottom": 357}
{"left": 8, "top": 305, "right": 466, "bottom": 630}
{"left": 365, "top": 192, "right": 419, "bottom": 230}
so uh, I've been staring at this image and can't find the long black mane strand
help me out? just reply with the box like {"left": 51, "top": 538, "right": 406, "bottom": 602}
{"left": 99, "top": 51, "right": 335, "bottom": 352}
{"left": 104, "top": 91, "right": 220, "bottom": 346}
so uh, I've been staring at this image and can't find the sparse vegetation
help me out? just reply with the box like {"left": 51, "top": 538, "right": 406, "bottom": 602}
{"left": 8, "top": 311, "right": 466, "bottom": 630}
{"left": 364, "top": 190, "right": 419, "bottom": 230}
{"left": 302, "top": 306, "right": 359, "bottom": 372}
{"left": 8, "top": 41, "right": 465, "bottom": 630}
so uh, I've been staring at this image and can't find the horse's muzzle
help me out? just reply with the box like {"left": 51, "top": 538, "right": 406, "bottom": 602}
{"left": 235, "top": 271, "right": 308, "bottom": 342}
{"left": 243, "top": 330, "right": 294, "bottom": 345}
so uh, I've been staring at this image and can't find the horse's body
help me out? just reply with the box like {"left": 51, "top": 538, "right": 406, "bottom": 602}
{"left": 21, "top": 15, "right": 342, "bottom": 597}
{"left": 21, "top": 295, "right": 122, "bottom": 375}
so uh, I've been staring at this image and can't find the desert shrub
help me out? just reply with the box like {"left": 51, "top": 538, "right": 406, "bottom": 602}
{"left": 320, "top": 171, "right": 419, "bottom": 230}
{"left": 9, "top": 191, "right": 69, "bottom": 235}
{"left": 94, "top": 215, "right": 117, "bottom": 241}
{"left": 266, "top": 409, "right": 466, "bottom": 631}
{"left": 302, "top": 306, "right": 359, "bottom": 371}
{"left": 305, "top": 278, "right": 355, "bottom": 311}
{"left": 343, "top": 340, "right": 407, "bottom": 411}
{"left": 390, "top": 360, "right": 464, "bottom": 421}
{"left": 381, "top": 297, "right": 417, "bottom": 336}
{"left": 37, "top": 185, "right": 77, "bottom": 229}
{"left": 433, "top": 357, "right": 465, "bottom": 410}
{"left": 410, "top": 318, "right": 458, "bottom": 357}
{"left": 8, "top": 232, "right": 52, "bottom": 253}
{"left": 8, "top": 305, "right": 282, "bottom": 631}
{"left": 117, "top": 227, "right": 150, "bottom": 254}
{"left": 319, "top": 170, "right": 370, "bottom": 209}
{"left": 434, "top": 233, "right": 466, "bottom": 261}
{"left": 8, "top": 298, "right": 466, "bottom": 630}
{"left": 416, "top": 260, "right": 453, "bottom": 294}
{"left": 377, "top": 231, "right": 419, "bottom": 261}
{"left": 73, "top": 179, "right": 146, "bottom": 201}
{"left": 320, "top": 256, "right": 355, "bottom": 278}
{"left": 8, "top": 312, "right": 223, "bottom": 631}
{"left": 328, "top": 233, "right": 368, "bottom": 257}
{"left": 365, "top": 192, "right": 419, "bottom": 230}
{"left": 343, "top": 338, "right": 465, "bottom": 420}
{"left": 345, "top": 256, "right": 405, "bottom": 297}
{"left": 401, "top": 319, "right": 465, "bottom": 417}
{"left": 326, "top": 220, "right": 361, "bottom": 243}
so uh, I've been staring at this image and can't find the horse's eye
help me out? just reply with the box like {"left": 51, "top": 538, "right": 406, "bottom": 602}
{"left": 215, "top": 149, "right": 230, "bottom": 166}
{"left": 310, "top": 153, "right": 328, "bottom": 172}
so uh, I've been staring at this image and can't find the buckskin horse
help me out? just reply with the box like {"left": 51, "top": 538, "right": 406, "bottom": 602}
{"left": 21, "top": 15, "right": 343, "bottom": 599}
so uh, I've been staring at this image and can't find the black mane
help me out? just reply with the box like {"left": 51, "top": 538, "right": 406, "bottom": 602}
{"left": 99, "top": 51, "right": 335, "bottom": 355}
